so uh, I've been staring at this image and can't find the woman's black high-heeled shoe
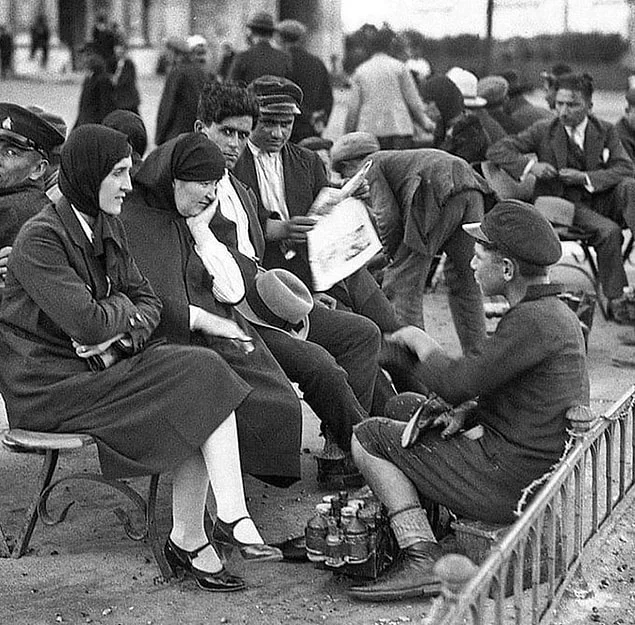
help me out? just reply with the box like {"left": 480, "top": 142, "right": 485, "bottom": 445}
{"left": 212, "top": 516, "right": 283, "bottom": 562}
{"left": 164, "top": 538, "right": 245, "bottom": 592}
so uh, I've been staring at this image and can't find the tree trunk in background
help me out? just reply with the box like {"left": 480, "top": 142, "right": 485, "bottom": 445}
{"left": 483, "top": 0, "right": 494, "bottom": 75}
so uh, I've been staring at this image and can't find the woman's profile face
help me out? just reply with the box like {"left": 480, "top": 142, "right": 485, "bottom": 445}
{"left": 98, "top": 156, "right": 133, "bottom": 216}
{"left": 173, "top": 179, "right": 218, "bottom": 217}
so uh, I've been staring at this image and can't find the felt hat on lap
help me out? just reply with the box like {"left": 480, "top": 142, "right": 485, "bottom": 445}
{"left": 237, "top": 269, "right": 313, "bottom": 340}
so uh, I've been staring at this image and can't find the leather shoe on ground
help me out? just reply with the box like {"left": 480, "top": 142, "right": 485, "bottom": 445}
{"left": 271, "top": 535, "right": 308, "bottom": 562}
{"left": 348, "top": 540, "right": 443, "bottom": 602}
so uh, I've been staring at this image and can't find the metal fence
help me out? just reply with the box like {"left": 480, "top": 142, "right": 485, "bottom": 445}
{"left": 435, "top": 385, "right": 635, "bottom": 625}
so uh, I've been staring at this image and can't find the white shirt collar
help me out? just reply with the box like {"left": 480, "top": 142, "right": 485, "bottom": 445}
{"left": 565, "top": 117, "right": 589, "bottom": 148}
{"left": 71, "top": 206, "right": 94, "bottom": 243}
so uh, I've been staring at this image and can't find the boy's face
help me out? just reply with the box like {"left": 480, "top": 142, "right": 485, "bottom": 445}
{"left": 196, "top": 116, "right": 252, "bottom": 170}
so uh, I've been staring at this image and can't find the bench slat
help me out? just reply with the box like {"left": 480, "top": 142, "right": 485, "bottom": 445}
{"left": 2, "top": 429, "right": 95, "bottom": 451}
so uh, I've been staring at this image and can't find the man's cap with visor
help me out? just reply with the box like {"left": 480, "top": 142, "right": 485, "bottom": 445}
{"left": 463, "top": 199, "right": 562, "bottom": 266}
{"left": 248, "top": 75, "right": 303, "bottom": 115}
{"left": 0, "top": 102, "right": 65, "bottom": 158}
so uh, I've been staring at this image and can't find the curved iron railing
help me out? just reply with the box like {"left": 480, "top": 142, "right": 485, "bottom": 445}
{"left": 432, "top": 385, "right": 635, "bottom": 625}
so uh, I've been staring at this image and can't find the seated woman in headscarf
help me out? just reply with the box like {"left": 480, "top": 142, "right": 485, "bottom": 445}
{"left": 0, "top": 125, "right": 282, "bottom": 593}
{"left": 121, "top": 132, "right": 303, "bottom": 489}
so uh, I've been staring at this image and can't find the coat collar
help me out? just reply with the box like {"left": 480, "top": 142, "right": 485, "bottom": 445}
{"left": 55, "top": 197, "right": 93, "bottom": 251}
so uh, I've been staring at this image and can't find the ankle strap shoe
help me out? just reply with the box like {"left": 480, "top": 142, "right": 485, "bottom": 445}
{"left": 212, "top": 516, "right": 283, "bottom": 562}
{"left": 164, "top": 538, "right": 245, "bottom": 592}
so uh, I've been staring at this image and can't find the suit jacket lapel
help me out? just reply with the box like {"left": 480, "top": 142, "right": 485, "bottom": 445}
{"left": 551, "top": 123, "right": 569, "bottom": 171}
{"left": 584, "top": 118, "right": 603, "bottom": 169}
{"left": 229, "top": 172, "right": 266, "bottom": 260}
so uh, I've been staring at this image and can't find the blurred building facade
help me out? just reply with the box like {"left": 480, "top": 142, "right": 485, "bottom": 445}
{"left": 0, "top": 0, "right": 343, "bottom": 70}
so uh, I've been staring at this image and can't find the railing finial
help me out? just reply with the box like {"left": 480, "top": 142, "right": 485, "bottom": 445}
{"left": 424, "top": 554, "right": 477, "bottom": 624}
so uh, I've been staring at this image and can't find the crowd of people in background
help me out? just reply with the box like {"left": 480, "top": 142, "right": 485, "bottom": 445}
{"left": 1, "top": 10, "right": 635, "bottom": 607}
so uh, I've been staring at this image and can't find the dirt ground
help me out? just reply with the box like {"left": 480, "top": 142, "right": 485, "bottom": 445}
{"left": 1, "top": 74, "right": 635, "bottom": 625}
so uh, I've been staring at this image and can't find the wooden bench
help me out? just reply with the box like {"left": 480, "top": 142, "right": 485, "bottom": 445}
{"left": 0, "top": 428, "right": 173, "bottom": 580}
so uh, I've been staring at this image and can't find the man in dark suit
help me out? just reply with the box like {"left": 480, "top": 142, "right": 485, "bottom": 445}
{"left": 194, "top": 80, "right": 385, "bottom": 489}
{"left": 227, "top": 12, "right": 291, "bottom": 86}
{"left": 275, "top": 20, "right": 333, "bottom": 144}
{"left": 487, "top": 72, "right": 635, "bottom": 314}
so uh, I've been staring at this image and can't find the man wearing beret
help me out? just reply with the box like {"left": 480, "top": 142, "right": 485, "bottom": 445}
{"left": 348, "top": 200, "right": 589, "bottom": 601}
{"left": 487, "top": 72, "right": 635, "bottom": 318}
{"left": 331, "top": 131, "right": 490, "bottom": 356}
{"left": 0, "top": 102, "right": 65, "bottom": 289}
{"left": 275, "top": 19, "right": 333, "bottom": 144}
{"left": 227, "top": 12, "right": 291, "bottom": 85}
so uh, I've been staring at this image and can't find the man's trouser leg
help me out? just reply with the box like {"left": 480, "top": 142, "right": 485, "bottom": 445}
{"left": 573, "top": 202, "right": 628, "bottom": 300}
{"left": 255, "top": 323, "right": 368, "bottom": 453}
{"left": 307, "top": 304, "right": 382, "bottom": 413}
{"left": 381, "top": 245, "right": 432, "bottom": 330}
{"left": 443, "top": 224, "right": 487, "bottom": 356}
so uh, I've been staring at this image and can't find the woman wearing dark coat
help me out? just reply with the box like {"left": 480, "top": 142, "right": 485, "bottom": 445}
{"left": 0, "top": 125, "right": 281, "bottom": 591}
{"left": 111, "top": 43, "right": 141, "bottom": 114}
{"left": 122, "top": 133, "right": 303, "bottom": 487}
{"left": 73, "top": 43, "right": 116, "bottom": 129}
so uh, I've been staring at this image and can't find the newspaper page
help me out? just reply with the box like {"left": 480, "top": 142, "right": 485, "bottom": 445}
{"left": 307, "top": 196, "right": 382, "bottom": 292}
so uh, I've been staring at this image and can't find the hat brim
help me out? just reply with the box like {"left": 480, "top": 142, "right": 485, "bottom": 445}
{"left": 236, "top": 301, "right": 310, "bottom": 341}
{"left": 462, "top": 222, "right": 491, "bottom": 245}
{"left": 0, "top": 128, "right": 43, "bottom": 154}
{"left": 259, "top": 103, "right": 301, "bottom": 115}
{"left": 464, "top": 96, "right": 488, "bottom": 108}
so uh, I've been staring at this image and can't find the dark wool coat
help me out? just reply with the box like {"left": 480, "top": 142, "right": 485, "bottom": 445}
{"left": 505, "top": 94, "right": 553, "bottom": 134}
{"left": 155, "top": 62, "right": 207, "bottom": 145}
{"left": 286, "top": 44, "right": 333, "bottom": 143}
{"left": 233, "top": 142, "right": 328, "bottom": 286}
{"left": 0, "top": 179, "right": 52, "bottom": 248}
{"left": 73, "top": 69, "right": 116, "bottom": 129}
{"left": 0, "top": 199, "right": 250, "bottom": 478}
{"left": 227, "top": 40, "right": 292, "bottom": 86}
{"left": 357, "top": 284, "right": 590, "bottom": 524}
{"left": 123, "top": 151, "right": 302, "bottom": 486}
{"left": 616, "top": 116, "right": 635, "bottom": 164}
{"left": 113, "top": 58, "right": 141, "bottom": 114}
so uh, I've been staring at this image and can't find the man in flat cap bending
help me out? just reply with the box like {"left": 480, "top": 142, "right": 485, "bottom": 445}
{"left": 331, "top": 131, "right": 491, "bottom": 356}
{"left": 0, "top": 102, "right": 65, "bottom": 289}
{"left": 348, "top": 200, "right": 590, "bottom": 602}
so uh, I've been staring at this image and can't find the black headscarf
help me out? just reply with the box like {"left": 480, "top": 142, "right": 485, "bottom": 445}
{"left": 133, "top": 132, "right": 225, "bottom": 213}
{"left": 59, "top": 124, "right": 131, "bottom": 219}
{"left": 103, "top": 110, "right": 148, "bottom": 158}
